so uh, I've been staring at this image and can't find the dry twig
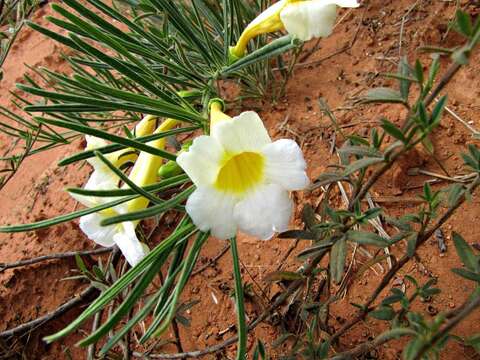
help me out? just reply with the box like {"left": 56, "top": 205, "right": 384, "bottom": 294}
{"left": 0, "top": 247, "right": 114, "bottom": 273}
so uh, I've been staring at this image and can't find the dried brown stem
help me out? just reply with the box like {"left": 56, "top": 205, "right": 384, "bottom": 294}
{"left": 0, "top": 285, "right": 97, "bottom": 338}
{"left": 0, "top": 247, "right": 114, "bottom": 273}
{"left": 191, "top": 244, "right": 230, "bottom": 276}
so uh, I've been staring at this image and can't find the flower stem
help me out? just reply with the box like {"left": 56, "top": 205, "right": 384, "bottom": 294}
{"left": 230, "top": 236, "right": 247, "bottom": 360}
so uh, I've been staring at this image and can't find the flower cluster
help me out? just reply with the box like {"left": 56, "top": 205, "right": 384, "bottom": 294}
{"left": 72, "top": 0, "right": 360, "bottom": 265}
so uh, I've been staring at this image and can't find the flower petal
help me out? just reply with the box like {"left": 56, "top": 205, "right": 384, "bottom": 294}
{"left": 234, "top": 184, "right": 293, "bottom": 240}
{"left": 113, "top": 222, "right": 148, "bottom": 266}
{"left": 280, "top": 0, "right": 358, "bottom": 41}
{"left": 248, "top": 0, "right": 287, "bottom": 29}
{"left": 212, "top": 111, "right": 271, "bottom": 153}
{"left": 85, "top": 136, "right": 109, "bottom": 167}
{"left": 185, "top": 186, "right": 237, "bottom": 240}
{"left": 79, "top": 213, "right": 117, "bottom": 247}
{"left": 86, "top": 135, "right": 108, "bottom": 151}
{"left": 176, "top": 135, "right": 224, "bottom": 187}
{"left": 262, "top": 139, "right": 309, "bottom": 190}
{"left": 70, "top": 169, "right": 119, "bottom": 208}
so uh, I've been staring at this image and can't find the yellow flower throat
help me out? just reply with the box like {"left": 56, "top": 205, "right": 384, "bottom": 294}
{"left": 215, "top": 152, "right": 265, "bottom": 194}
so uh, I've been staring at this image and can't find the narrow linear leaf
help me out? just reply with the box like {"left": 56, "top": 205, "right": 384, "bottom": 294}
{"left": 36, "top": 117, "right": 177, "bottom": 161}
{"left": 101, "top": 187, "right": 194, "bottom": 225}
{"left": 343, "top": 157, "right": 384, "bottom": 176}
{"left": 347, "top": 231, "right": 389, "bottom": 247}
{"left": 452, "top": 232, "right": 479, "bottom": 272}
{"left": 330, "top": 236, "right": 347, "bottom": 284}
{"left": 0, "top": 195, "right": 136, "bottom": 233}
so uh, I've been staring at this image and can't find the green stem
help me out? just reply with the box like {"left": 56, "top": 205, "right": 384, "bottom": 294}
{"left": 230, "top": 236, "right": 247, "bottom": 360}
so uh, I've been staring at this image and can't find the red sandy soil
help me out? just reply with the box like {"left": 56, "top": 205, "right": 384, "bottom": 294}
{"left": 0, "top": 0, "right": 479, "bottom": 359}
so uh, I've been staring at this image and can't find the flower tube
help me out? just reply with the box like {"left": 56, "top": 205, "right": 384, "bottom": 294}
{"left": 230, "top": 0, "right": 359, "bottom": 59}
{"left": 177, "top": 100, "right": 309, "bottom": 240}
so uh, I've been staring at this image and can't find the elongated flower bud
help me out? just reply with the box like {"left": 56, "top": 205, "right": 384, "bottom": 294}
{"left": 126, "top": 118, "right": 179, "bottom": 218}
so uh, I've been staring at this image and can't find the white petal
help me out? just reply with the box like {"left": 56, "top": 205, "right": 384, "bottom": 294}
{"left": 262, "top": 139, "right": 309, "bottom": 190}
{"left": 79, "top": 213, "right": 117, "bottom": 247}
{"left": 70, "top": 170, "right": 119, "bottom": 207}
{"left": 234, "top": 184, "right": 293, "bottom": 240}
{"left": 70, "top": 191, "right": 97, "bottom": 208}
{"left": 86, "top": 169, "right": 118, "bottom": 190}
{"left": 113, "top": 222, "right": 147, "bottom": 266}
{"left": 247, "top": 0, "right": 287, "bottom": 28}
{"left": 212, "top": 111, "right": 271, "bottom": 153}
{"left": 185, "top": 187, "right": 237, "bottom": 240}
{"left": 85, "top": 136, "right": 108, "bottom": 167}
{"left": 176, "top": 135, "right": 224, "bottom": 187}
{"left": 280, "top": 0, "right": 358, "bottom": 41}
{"left": 86, "top": 135, "right": 108, "bottom": 150}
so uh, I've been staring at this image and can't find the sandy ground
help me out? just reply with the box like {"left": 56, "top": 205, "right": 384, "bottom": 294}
{"left": 0, "top": 0, "right": 479, "bottom": 359}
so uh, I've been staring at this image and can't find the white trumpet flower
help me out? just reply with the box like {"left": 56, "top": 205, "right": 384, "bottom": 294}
{"left": 177, "top": 104, "right": 309, "bottom": 240}
{"left": 72, "top": 118, "right": 178, "bottom": 266}
{"left": 231, "top": 0, "right": 359, "bottom": 58}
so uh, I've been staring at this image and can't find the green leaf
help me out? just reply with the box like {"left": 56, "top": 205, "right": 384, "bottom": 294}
{"left": 100, "top": 187, "right": 193, "bottom": 225}
{"left": 451, "top": 268, "right": 480, "bottom": 282}
{"left": 403, "top": 338, "right": 423, "bottom": 360}
{"left": 431, "top": 96, "right": 447, "bottom": 125}
{"left": 452, "top": 232, "right": 479, "bottom": 272}
{"left": 35, "top": 117, "right": 176, "bottom": 161}
{"left": 360, "top": 87, "right": 406, "bottom": 104}
{"left": 229, "top": 236, "right": 247, "bottom": 360}
{"left": 382, "top": 292, "right": 405, "bottom": 306}
{"left": 302, "top": 205, "right": 317, "bottom": 230}
{"left": 337, "top": 146, "right": 382, "bottom": 158}
{"left": 399, "top": 56, "right": 412, "bottom": 100}
{"left": 253, "top": 340, "right": 267, "bottom": 360}
{"left": 310, "top": 172, "right": 346, "bottom": 189}
{"left": 447, "top": 183, "right": 465, "bottom": 207}
{"left": 343, "top": 157, "right": 384, "bottom": 176}
{"left": 0, "top": 194, "right": 137, "bottom": 233}
{"left": 297, "top": 242, "right": 332, "bottom": 261}
{"left": 278, "top": 230, "right": 317, "bottom": 240}
{"left": 381, "top": 118, "right": 407, "bottom": 143}
{"left": 414, "top": 60, "right": 424, "bottom": 84}
{"left": 370, "top": 306, "right": 396, "bottom": 321}
{"left": 456, "top": 10, "right": 473, "bottom": 37}
{"left": 75, "top": 254, "right": 89, "bottom": 274}
{"left": 59, "top": 127, "right": 198, "bottom": 166}
{"left": 330, "top": 236, "right": 347, "bottom": 284}
{"left": 407, "top": 233, "right": 418, "bottom": 258}
{"left": 417, "top": 101, "right": 429, "bottom": 126}
{"left": 68, "top": 174, "right": 189, "bottom": 198}
{"left": 427, "top": 55, "right": 440, "bottom": 90}
{"left": 347, "top": 231, "right": 389, "bottom": 247}
{"left": 222, "top": 35, "right": 297, "bottom": 75}
{"left": 377, "top": 328, "right": 417, "bottom": 342}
